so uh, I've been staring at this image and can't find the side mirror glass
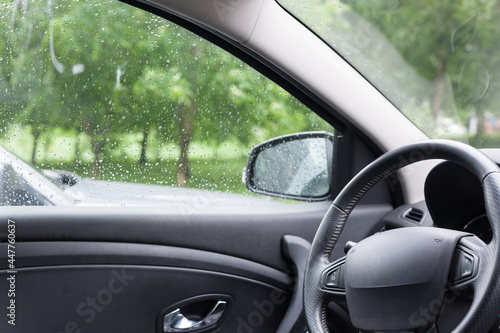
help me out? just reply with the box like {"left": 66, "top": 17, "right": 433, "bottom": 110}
{"left": 245, "top": 132, "right": 334, "bottom": 201}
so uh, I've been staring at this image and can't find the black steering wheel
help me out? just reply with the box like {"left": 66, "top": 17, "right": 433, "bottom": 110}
{"left": 304, "top": 140, "right": 500, "bottom": 332}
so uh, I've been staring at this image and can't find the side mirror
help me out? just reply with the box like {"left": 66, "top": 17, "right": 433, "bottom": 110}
{"left": 42, "top": 169, "right": 80, "bottom": 187}
{"left": 245, "top": 131, "right": 334, "bottom": 201}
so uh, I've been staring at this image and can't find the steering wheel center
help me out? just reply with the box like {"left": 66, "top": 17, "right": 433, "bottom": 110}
{"left": 345, "top": 227, "right": 467, "bottom": 331}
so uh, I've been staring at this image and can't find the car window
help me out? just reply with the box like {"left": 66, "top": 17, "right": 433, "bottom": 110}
{"left": 278, "top": 0, "right": 500, "bottom": 148}
{"left": 0, "top": 0, "right": 334, "bottom": 206}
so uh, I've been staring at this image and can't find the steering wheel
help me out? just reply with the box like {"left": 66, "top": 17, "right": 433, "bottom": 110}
{"left": 304, "top": 140, "right": 500, "bottom": 332}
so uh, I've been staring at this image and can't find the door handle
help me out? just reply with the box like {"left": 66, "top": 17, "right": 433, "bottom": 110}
{"left": 163, "top": 300, "right": 227, "bottom": 332}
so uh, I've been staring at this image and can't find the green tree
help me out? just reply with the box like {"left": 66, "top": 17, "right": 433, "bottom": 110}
{"left": 348, "top": 1, "right": 495, "bottom": 119}
{"left": 48, "top": 1, "right": 151, "bottom": 176}
{"left": 0, "top": 0, "right": 67, "bottom": 162}
{"left": 1, "top": 0, "right": 334, "bottom": 187}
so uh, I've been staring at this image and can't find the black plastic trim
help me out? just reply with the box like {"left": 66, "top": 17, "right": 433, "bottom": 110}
{"left": 0, "top": 241, "right": 291, "bottom": 290}
{"left": 0, "top": 203, "right": 393, "bottom": 272}
{"left": 276, "top": 235, "right": 311, "bottom": 333}
{"left": 382, "top": 201, "right": 434, "bottom": 229}
{"left": 0, "top": 264, "right": 290, "bottom": 332}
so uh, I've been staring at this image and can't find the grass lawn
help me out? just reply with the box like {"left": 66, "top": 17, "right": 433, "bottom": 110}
{"left": 41, "top": 157, "right": 249, "bottom": 194}
{"left": 2, "top": 125, "right": 252, "bottom": 194}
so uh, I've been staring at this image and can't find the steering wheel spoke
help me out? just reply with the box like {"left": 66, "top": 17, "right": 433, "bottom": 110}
{"left": 320, "top": 258, "right": 347, "bottom": 302}
{"left": 448, "top": 236, "right": 485, "bottom": 293}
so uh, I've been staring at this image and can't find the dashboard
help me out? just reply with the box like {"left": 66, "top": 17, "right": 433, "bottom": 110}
{"left": 424, "top": 160, "right": 492, "bottom": 243}
{"left": 382, "top": 149, "right": 500, "bottom": 244}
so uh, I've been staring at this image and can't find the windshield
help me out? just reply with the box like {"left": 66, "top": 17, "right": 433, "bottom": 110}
{"left": 278, "top": 0, "right": 500, "bottom": 148}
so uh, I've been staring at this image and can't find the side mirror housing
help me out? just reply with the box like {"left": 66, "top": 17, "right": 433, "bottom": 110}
{"left": 245, "top": 131, "right": 334, "bottom": 201}
{"left": 42, "top": 169, "right": 80, "bottom": 187}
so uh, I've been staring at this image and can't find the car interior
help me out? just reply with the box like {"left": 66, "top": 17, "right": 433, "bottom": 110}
{"left": 2, "top": 0, "right": 500, "bottom": 332}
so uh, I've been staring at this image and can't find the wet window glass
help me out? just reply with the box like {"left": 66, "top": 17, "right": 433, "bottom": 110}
{"left": 0, "top": 0, "right": 334, "bottom": 206}
{"left": 279, "top": 0, "right": 500, "bottom": 148}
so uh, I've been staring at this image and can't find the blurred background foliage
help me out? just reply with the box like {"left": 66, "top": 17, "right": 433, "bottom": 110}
{"left": 0, "top": 0, "right": 333, "bottom": 193}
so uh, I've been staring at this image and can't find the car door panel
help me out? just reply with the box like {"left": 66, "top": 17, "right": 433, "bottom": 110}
{"left": 0, "top": 265, "right": 289, "bottom": 332}
{"left": 0, "top": 203, "right": 391, "bottom": 271}
{"left": 0, "top": 202, "right": 391, "bottom": 332}
{"left": 1, "top": 241, "right": 291, "bottom": 288}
